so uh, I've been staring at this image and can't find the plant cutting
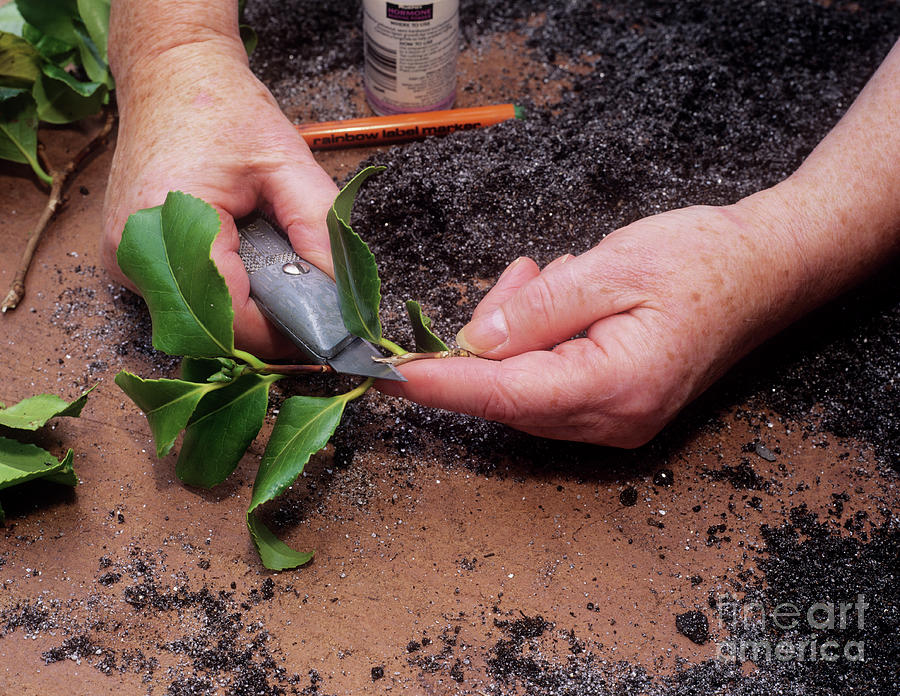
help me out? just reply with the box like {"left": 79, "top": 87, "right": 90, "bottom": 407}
{"left": 115, "top": 166, "right": 463, "bottom": 570}
{"left": 0, "top": 0, "right": 115, "bottom": 311}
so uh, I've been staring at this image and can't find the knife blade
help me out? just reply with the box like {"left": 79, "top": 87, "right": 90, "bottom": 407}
{"left": 236, "top": 212, "right": 405, "bottom": 382}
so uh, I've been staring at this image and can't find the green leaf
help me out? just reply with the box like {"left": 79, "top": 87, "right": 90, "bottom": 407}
{"left": 0, "top": 386, "right": 93, "bottom": 430}
{"left": 76, "top": 0, "right": 109, "bottom": 62}
{"left": 22, "top": 23, "right": 76, "bottom": 65}
{"left": 33, "top": 63, "right": 106, "bottom": 124}
{"left": 115, "top": 371, "right": 217, "bottom": 457}
{"left": 74, "top": 23, "right": 111, "bottom": 87}
{"left": 249, "top": 394, "right": 347, "bottom": 511}
{"left": 246, "top": 394, "right": 348, "bottom": 570}
{"left": 0, "top": 441, "right": 76, "bottom": 523}
{"left": 180, "top": 357, "right": 223, "bottom": 383}
{"left": 0, "top": 91, "right": 52, "bottom": 183}
{"left": 0, "top": 4, "right": 25, "bottom": 36}
{"left": 327, "top": 166, "right": 386, "bottom": 344}
{"left": 176, "top": 373, "right": 276, "bottom": 488}
{"left": 405, "top": 300, "right": 449, "bottom": 352}
{"left": 117, "top": 192, "right": 237, "bottom": 358}
{"left": 240, "top": 24, "right": 258, "bottom": 56}
{"left": 15, "top": 0, "right": 79, "bottom": 45}
{"left": 0, "top": 32, "right": 43, "bottom": 87}
{"left": 247, "top": 512, "right": 314, "bottom": 571}
{"left": 0, "top": 86, "right": 27, "bottom": 102}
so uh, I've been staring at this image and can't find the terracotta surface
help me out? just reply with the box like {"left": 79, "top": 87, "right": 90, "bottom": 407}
{"left": 1, "top": 14, "right": 898, "bottom": 696}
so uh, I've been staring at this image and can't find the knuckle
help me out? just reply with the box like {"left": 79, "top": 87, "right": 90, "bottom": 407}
{"left": 479, "top": 367, "right": 524, "bottom": 424}
{"left": 520, "top": 275, "right": 561, "bottom": 325}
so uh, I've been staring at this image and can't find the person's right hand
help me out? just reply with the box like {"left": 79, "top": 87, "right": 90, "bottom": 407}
{"left": 102, "top": 35, "right": 339, "bottom": 358}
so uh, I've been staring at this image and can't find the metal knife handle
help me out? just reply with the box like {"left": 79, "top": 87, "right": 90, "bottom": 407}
{"left": 237, "top": 213, "right": 352, "bottom": 361}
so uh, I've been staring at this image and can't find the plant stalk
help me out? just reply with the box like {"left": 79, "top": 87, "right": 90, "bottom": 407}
{"left": 257, "top": 363, "right": 335, "bottom": 376}
{"left": 378, "top": 337, "right": 408, "bottom": 356}
{"left": 342, "top": 377, "right": 375, "bottom": 403}
{"left": 2, "top": 110, "right": 116, "bottom": 313}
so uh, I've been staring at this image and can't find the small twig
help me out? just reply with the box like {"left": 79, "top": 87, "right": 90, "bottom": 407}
{"left": 373, "top": 348, "right": 474, "bottom": 366}
{"left": 2, "top": 110, "right": 116, "bottom": 313}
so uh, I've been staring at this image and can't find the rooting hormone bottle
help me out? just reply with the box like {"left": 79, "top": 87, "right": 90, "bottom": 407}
{"left": 363, "top": 0, "right": 459, "bottom": 115}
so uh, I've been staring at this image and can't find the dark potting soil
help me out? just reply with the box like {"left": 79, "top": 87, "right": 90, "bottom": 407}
{"left": 402, "top": 509, "right": 899, "bottom": 695}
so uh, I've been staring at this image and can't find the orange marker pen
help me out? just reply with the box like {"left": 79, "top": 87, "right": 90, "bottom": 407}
{"left": 295, "top": 103, "right": 525, "bottom": 150}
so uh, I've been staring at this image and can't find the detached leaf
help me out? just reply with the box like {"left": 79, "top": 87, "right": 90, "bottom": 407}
{"left": 0, "top": 441, "right": 76, "bottom": 523}
{"left": 405, "top": 300, "right": 449, "bottom": 352}
{"left": 247, "top": 394, "right": 348, "bottom": 570}
{"left": 0, "top": 386, "right": 93, "bottom": 430}
{"left": 247, "top": 512, "right": 314, "bottom": 571}
{"left": 0, "top": 91, "right": 51, "bottom": 183}
{"left": 115, "top": 371, "right": 216, "bottom": 457}
{"left": 177, "top": 373, "right": 276, "bottom": 488}
{"left": 33, "top": 63, "right": 105, "bottom": 124}
{"left": 0, "top": 32, "right": 42, "bottom": 87}
{"left": 117, "top": 192, "right": 236, "bottom": 358}
{"left": 327, "top": 166, "right": 385, "bottom": 343}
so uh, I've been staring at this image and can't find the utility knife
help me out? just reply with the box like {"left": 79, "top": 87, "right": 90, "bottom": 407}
{"left": 236, "top": 212, "right": 405, "bottom": 382}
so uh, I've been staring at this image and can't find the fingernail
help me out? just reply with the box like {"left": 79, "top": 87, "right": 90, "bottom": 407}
{"left": 456, "top": 308, "right": 508, "bottom": 354}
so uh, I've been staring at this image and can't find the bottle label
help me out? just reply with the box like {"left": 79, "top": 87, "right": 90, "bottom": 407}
{"left": 363, "top": 0, "right": 458, "bottom": 114}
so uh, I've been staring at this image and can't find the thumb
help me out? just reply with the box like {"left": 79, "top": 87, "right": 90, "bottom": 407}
{"left": 455, "top": 248, "right": 642, "bottom": 359}
{"left": 260, "top": 159, "right": 340, "bottom": 277}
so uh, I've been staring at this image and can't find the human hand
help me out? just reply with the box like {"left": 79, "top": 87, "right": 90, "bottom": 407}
{"left": 102, "top": 38, "right": 339, "bottom": 357}
{"left": 379, "top": 195, "right": 815, "bottom": 446}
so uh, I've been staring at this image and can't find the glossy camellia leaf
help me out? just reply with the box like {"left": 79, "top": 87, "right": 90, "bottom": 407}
{"left": 405, "top": 300, "right": 449, "bottom": 352}
{"left": 73, "top": 23, "right": 111, "bottom": 87}
{"left": 75, "top": 0, "right": 109, "bottom": 62}
{"left": 15, "top": 0, "right": 79, "bottom": 45}
{"left": 0, "top": 32, "right": 42, "bottom": 87}
{"left": 22, "top": 23, "right": 76, "bottom": 66}
{"left": 0, "top": 386, "right": 93, "bottom": 430}
{"left": 176, "top": 373, "right": 277, "bottom": 488}
{"left": 247, "top": 512, "right": 314, "bottom": 571}
{"left": 180, "top": 357, "right": 223, "bottom": 383}
{"left": 115, "top": 371, "right": 218, "bottom": 458}
{"left": 327, "top": 166, "right": 386, "bottom": 344}
{"left": 0, "top": 91, "right": 51, "bottom": 183}
{"left": 33, "top": 63, "right": 105, "bottom": 124}
{"left": 0, "top": 441, "right": 75, "bottom": 522}
{"left": 117, "top": 192, "right": 236, "bottom": 358}
{"left": 247, "top": 394, "right": 348, "bottom": 569}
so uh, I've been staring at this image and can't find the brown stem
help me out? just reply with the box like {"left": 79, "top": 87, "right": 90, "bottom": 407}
{"left": 2, "top": 110, "right": 116, "bottom": 313}
{"left": 259, "top": 363, "right": 336, "bottom": 376}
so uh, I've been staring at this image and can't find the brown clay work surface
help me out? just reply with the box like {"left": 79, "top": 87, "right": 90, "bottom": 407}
{"left": 2, "top": 3, "right": 899, "bottom": 695}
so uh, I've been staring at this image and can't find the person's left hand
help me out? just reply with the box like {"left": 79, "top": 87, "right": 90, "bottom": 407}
{"left": 377, "top": 193, "right": 813, "bottom": 446}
